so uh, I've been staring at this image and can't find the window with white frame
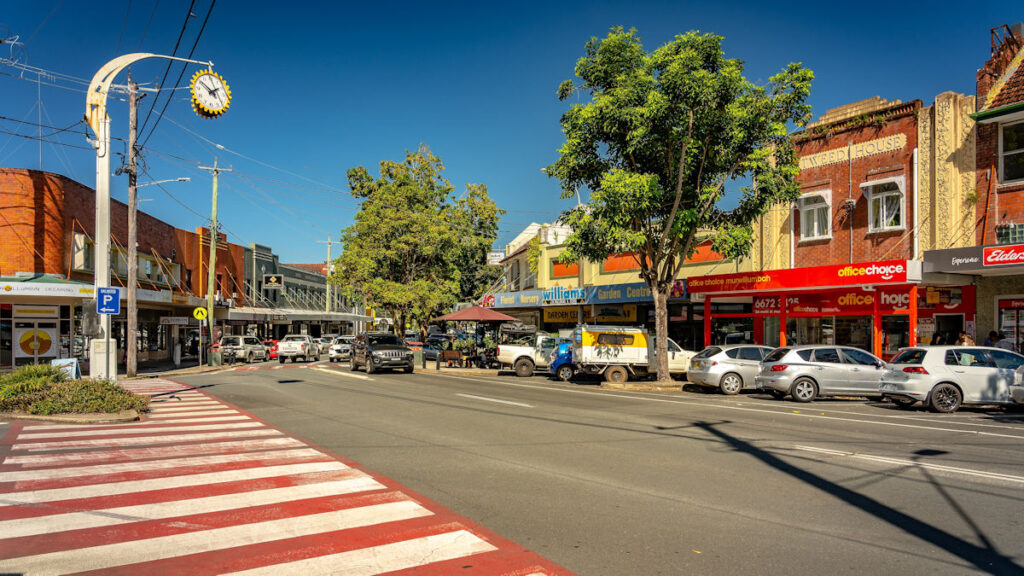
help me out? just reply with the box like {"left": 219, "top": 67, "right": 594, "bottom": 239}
{"left": 798, "top": 191, "right": 831, "bottom": 240}
{"left": 1001, "top": 121, "right": 1024, "bottom": 184}
{"left": 864, "top": 178, "right": 905, "bottom": 232}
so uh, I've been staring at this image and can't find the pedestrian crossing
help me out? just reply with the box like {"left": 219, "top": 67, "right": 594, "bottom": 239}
{"left": 0, "top": 379, "right": 570, "bottom": 575}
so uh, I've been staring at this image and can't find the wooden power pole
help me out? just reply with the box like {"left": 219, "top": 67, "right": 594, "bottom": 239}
{"left": 198, "top": 159, "right": 230, "bottom": 363}
{"left": 126, "top": 74, "right": 139, "bottom": 377}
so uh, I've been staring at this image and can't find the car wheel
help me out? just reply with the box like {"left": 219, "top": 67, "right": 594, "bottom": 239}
{"left": 790, "top": 378, "right": 817, "bottom": 403}
{"left": 514, "top": 358, "right": 534, "bottom": 377}
{"left": 605, "top": 366, "right": 628, "bottom": 383}
{"left": 929, "top": 383, "right": 962, "bottom": 413}
{"left": 244, "top": 353, "right": 252, "bottom": 364}
{"left": 279, "top": 357, "right": 285, "bottom": 364}
{"left": 366, "top": 360, "right": 375, "bottom": 374}
{"left": 719, "top": 373, "right": 743, "bottom": 395}
{"left": 891, "top": 397, "right": 916, "bottom": 410}
{"left": 403, "top": 366, "right": 414, "bottom": 373}
{"left": 768, "top": 389, "right": 786, "bottom": 400}
{"left": 557, "top": 365, "right": 574, "bottom": 382}
{"left": 350, "top": 357, "right": 359, "bottom": 371}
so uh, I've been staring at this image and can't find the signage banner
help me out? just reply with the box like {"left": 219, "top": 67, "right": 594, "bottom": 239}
{"left": 487, "top": 289, "right": 544, "bottom": 309}
{"left": 999, "top": 299, "right": 1024, "bottom": 310}
{"left": 543, "top": 304, "right": 638, "bottom": 324}
{"left": 543, "top": 285, "right": 586, "bottom": 305}
{"left": 688, "top": 260, "right": 915, "bottom": 295}
{"left": 159, "top": 316, "right": 194, "bottom": 326}
{"left": 752, "top": 287, "right": 912, "bottom": 316}
{"left": 983, "top": 244, "right": 1024, "bottom": 267}
{"left": 263, "top": 274, "right": 285, "bottom": 290}
{"left": 14, "top": 325, "right": 58, "bottom": 359}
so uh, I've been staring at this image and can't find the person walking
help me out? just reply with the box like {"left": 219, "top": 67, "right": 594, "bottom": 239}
{"left": 956, "top": 331, "right": 975, "bottom": 346}
{"left": 983, "top": 330, "right": 999, "bottom": 347}
{"left": 994, "top": 332, "right": 1016, "bottom": 351}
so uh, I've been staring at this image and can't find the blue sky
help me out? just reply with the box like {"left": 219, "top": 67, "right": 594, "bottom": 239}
{"left": 0, "top": 0, "right": 1017, "bottom": 262}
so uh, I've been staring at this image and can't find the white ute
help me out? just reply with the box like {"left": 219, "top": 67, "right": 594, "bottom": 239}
{"left": 497, "top": 334, "right": 568, "bottom": 377}
{"left": 276, "top": 334, "right": 321, "bottom": 363}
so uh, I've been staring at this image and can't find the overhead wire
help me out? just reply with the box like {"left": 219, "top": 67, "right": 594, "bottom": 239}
{"left": 114, "top": 0, "right": 132, "bottom": 55}
{"left": 136, "top": 0, "right": 161, "bottom": 49}
{"left": 139, "top": 0, "right": 215, "bottom": 149}
{"left": 136, "top": 0, "right": 196, "bottom": 139}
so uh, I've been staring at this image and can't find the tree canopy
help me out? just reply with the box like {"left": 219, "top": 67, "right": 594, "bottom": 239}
{"left": 548, "top": 27, "right": 813, "bottom": 381}
{"left": 332, "top": 145, "right": 502, "bottom": 332}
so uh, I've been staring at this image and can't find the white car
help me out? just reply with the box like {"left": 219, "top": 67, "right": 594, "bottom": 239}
{"left": 688, "top": 345, "right": 775, "bottom": 394}
{"left": 329, "top": 336, "right": 354, "bottom": 362}
{"left": 880, "top": 346, "right": 1024, "bottom": 413}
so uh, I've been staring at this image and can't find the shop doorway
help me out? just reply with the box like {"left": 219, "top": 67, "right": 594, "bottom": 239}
{"left": 13, "top": 320, "right": 58, "bottom": 367}
{"left": 932, "top": 314, "right": 964, "bottom": 347}
{"left": 997, "top": 303, "right": 1023, "bottom": 353}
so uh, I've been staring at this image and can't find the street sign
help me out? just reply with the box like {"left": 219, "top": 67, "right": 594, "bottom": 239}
{"left": 97, "top": 287, "right": 121, "bottom": 315}
{"left": 193, "top": 307, "right": 209, "bottom": 321}
{"left": 263, "top": 274, "right": 284, "bottom": 290}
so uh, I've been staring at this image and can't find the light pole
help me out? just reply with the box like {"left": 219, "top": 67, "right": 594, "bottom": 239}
{"left": 85, "top": 53, "right": 212, "bottom": 381}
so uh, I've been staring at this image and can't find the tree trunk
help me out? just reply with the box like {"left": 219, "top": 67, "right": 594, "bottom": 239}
{"left": 653, "top": 285, "right": 671, "bottom": 383}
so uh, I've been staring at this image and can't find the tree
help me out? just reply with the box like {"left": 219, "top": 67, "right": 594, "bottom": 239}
{"left": 332, "top": 145, "right": 503, "bottom": 333}
{"left": 548, "top": 27, "right": 813, "bottom": 382}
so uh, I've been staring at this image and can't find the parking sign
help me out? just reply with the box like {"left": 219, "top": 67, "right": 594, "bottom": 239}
{"left": 97, "top": 287, "right": 121, "bottom": 315}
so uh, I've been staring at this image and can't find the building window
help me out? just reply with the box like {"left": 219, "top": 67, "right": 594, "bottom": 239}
{"left": 798, "top": 191, "right": 831, "bottom": 240}
{"left": 1001, "top": 121, "right": 1024, "bottom": 184}
{"left": 864, "top": 178, "right": 905, "bottom": 233}
{"left": 996, "top": 223, "right": 1024, "bottom": 244}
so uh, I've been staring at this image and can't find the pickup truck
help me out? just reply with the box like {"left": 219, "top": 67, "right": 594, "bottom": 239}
{"left": 572, "top": 325, "right": 696, "bottom": 383}
{"left": 276, "top": 334, "right": 321, "bottom": 363}
{"left": 497, "top": 334, "right": 569, "bottom": 377}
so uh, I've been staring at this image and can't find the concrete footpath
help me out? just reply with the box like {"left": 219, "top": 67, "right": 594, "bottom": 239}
{"left": 0, "top": 378, "right": 572, "bottom": 575}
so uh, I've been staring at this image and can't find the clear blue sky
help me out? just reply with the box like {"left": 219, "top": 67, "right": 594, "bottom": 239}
{"left": 1, "top": 0, "right": 1017, "bottom": 262}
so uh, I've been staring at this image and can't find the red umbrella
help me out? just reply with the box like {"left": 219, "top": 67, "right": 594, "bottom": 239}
{"left": 433, "top": 305, "right": 518, "bottom": 323}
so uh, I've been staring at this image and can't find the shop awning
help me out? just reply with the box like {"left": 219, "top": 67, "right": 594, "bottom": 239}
{"left": 226, "top": 306, "right": 370, "bottom": 323}
{"left": 686, "top": 259, "right": 922, "bottom": 297}
{"left": 924, "top": 243, "right": 1024, "bottom": 276}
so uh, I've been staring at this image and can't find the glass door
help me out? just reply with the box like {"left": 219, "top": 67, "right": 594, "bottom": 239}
{"left": 13, "top": 321, "right": 59, "bottom": 366}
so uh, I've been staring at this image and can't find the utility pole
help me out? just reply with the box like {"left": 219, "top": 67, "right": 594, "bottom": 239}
{"left": 126, "top": 73, "right": 140, "bottom": 377}
{"left": 317, "top": 236, "right": 338, "bottom": 313}
{"left": 198, "top": 159, "right": 230, "bottom": 364}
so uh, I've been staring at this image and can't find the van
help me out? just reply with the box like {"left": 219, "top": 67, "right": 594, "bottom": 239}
{"left": 571, "top": 325, "right": 694, "bottom": 383}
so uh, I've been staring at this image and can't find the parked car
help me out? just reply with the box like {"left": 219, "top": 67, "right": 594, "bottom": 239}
{"left": 497, "top": 333, "right": 570, "bottom": 377}
{"left": 262, "top": 339, "right": 279, "bottom": 360}
{"left": 351, "top": 332, "right": 414, "bottom": 374}
{"left": 329, "top": 336, "right": 354, "bottom": 362}
{"left": 755, "top": 345, "right": 887, "bottom": 402}
{"left": 315, "top": 337, "right": 333, "bottom": 355}
{"left": 218, "top": 335, "right": 268, "bottom": 363}
{"left": 880, "top": 346, "right": 1024, "bottom": 413}
{"left": 276, "top": 334, "right": 320, "bottom": 363}
{"left": 688, "top": 345, "right": 775, "bottom": 395}
{"left": 548, "top": 341, "right": 575, "bottom": 381}
{"left": 423, "top": 341, "right": 443, "bottom": 362}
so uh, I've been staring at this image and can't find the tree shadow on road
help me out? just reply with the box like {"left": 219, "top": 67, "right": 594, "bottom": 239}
{"left": 693, "top": 421, "right": 1022, "bottom": 576}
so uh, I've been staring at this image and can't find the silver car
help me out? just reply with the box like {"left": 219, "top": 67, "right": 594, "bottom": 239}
{"left": 219, "top": 335, "right": 268, "bottom": 363}
{"left": 755, "top": 345, "right": 886, "bottom": 402}
{"left": 880, "top": 346, "right": 1024, "bottom": 413}
{"left": 688, "top": 345, "right": 775, "bottom": 395}
{"left": 329, "top": 336, "right": 354, "bottom": 362}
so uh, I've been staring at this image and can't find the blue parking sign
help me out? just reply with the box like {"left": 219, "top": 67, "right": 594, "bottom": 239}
{"left": 97, "top": 287, "right": 121, "bottom": 315}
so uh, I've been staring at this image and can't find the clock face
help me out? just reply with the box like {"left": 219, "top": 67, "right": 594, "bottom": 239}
{"left": 191, "top": 71, "right": 231, "bottom": 118}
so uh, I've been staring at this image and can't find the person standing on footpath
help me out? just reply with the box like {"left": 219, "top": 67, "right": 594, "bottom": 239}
{"left": 956, "top": 331, "right": 975, "bottom": 346}
{"left": 984, "top": 331, "right": 999, "bottom": 346}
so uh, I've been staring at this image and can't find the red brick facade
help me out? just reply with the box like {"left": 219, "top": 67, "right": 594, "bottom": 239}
{"left": 793, "top": 101, "right": 920, "bottom": 268}
{"left": 975, "top": 27, "right": 1024, "bottom": 245}
{"left": 174, "top": 228, "right": 246, "bottom": 305}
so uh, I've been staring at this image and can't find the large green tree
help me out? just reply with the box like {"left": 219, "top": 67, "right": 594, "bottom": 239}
{"left": 332, "top": 145, "right": 502, "bottom": 333}
{"left": 548, "top": 28, "right": 813, "bottom": 382}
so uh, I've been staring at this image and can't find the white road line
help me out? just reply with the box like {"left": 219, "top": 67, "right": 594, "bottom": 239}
{"left": 13, "top": 428, "right": 281, "bottom": 451}
{"left": 18, "top": 422, "right": 266, "bottom": 439}
{"left": 435, "top": 374, "right": 1024, "bottom": 440}
{"left": 225, "top": 529, "right": 497, "bottom": 576}
{"left": 3, "top": 437, "right": 307, "bottom": 467}
{"left": 793, "top": 445, "right": 1024, "bottom": 484}
{"left": 313, "top": 367, "right": 369, "bottom": 380}
{"left": 0, "top": 461, "right": 350, "bottom": 504}
{"left": 128, "top": 415, "right": 251, "bottom": 424}
{"left": 456, "top": 393, "right": 533, "bottom": 408}
{"left": 148, "top": 402, "right": 225, "bottom": 411}
{"left": 0, "top": 476, "right": 385, "bottom": 539}
{"left": 148, "top": 410, "right": 238, "bottom": 418}
{"left": 0, "top": 501, "right": 433, "bottom": 575}
{"left": 19, "top": 414, "right": 243, "bottom": 430}
{"left": 0, "top": 447, "right": 325, "bottom": 482}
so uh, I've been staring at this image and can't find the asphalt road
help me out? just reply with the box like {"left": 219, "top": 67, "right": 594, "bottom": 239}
{"left": 178, "top": 363, "right": 1024, "bottom": 576}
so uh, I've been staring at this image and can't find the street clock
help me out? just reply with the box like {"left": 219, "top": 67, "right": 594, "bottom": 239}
{"left": 190, "top": 70, "right": 231, "bottom": 119}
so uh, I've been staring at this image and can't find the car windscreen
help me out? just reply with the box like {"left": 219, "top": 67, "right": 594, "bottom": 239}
{"left": 764, "top": 348, "right": 790, "bottom": 363}
{"left": 890, "top": 349, "right": 926, "bottom": 364}
{"left": 282, "top": 336, "right": 305, "bottom": 342}
{"left": 221, "top": 337, "right": 241, "bottom": 346}
{"left": 695, "top": 347, "right": 722, "bottom": 359}
{"left": 368, "top": 335, "right": 402, "bottom": 346}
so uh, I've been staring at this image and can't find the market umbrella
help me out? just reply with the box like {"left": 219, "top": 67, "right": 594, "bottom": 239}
{"left": 432, "top": 306, "right": 517, "bottom": 366}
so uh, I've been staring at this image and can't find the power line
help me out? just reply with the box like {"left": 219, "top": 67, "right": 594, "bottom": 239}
{"left": 25, "top": 0, "right": 65, "bottom": 45}
{"left": 0, "top": 115, "right": 84, "bottom": 137}
{"left": 137, "top": 0, "right": 161, "bottom": 49}
{"left": 114, "top": 0, "right": 132, "bottom": 55}
{"left": 0, "top": 127, "right": 92, "bottom": 150}
{"left": 139, "top": 0, "right": 215, "bottom": 149}
{"left": 139, "top": 164, "right": 208, "bottom": 221}
{"left": 136, "top": 0, "right": 195, "bottom": 138}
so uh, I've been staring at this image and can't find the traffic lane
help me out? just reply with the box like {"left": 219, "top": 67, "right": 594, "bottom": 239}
{"left": 182, "top": 368, "right": 1024, "bottom": 575}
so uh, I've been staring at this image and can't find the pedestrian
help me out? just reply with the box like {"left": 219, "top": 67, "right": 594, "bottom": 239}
{"left": 956, "top": 331, "right": 975, "bottom": 346}
{"left": 984, "top": 330, "right": 999, "bottom": 347}
{"left": 995, "top": 332, "right": 1016, "bottom": 351}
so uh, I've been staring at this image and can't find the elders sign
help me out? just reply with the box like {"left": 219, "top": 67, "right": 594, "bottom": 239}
{"left": 983, "top": 244, "right": 1024, "bottom": 267}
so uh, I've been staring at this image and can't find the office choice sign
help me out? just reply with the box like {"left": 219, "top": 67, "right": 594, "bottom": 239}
{"left": 687, "top": 260, "right": 910, "bottom": 294}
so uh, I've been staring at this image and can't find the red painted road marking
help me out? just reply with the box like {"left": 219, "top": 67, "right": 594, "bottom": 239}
{"left": 0, "top": 378, "right": 573, "bottom": 575}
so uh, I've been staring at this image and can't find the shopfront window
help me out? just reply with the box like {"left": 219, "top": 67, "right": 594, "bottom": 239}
{"left": 835, "top": 316, "right": 872, "bottom": 352}
{"left": 882, "top": 315, "right": 910, "bottom": 356}
{"left": 711, "top": 317, "right": 753, "bottom": 345}
{"left": 1, "top": 304, "right": 11, "bottom": 368}
{"left": 785, "top": 315, "right": 873, "bottom": 352}
{"left": 866, "top": 180, "right": 904, "bottom": 232}
{"left": 798, "top": 191, "right": 831, "bottom": 240}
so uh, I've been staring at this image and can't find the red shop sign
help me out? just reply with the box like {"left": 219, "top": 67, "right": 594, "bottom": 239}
{"left": 984, "top": 244, "right": 1024, "bottom": 267}
{"left": 753, "top": 288, "right": 911, "bottom": 316}
{"left": 689, "top": 260, "right": 910, "bottom": 294}
{"left": 999, "top": 299, "right": 1024, "bottom": 309}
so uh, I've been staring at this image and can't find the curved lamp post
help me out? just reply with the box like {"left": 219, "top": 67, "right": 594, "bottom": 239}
{"left": 85, "top": 53, "right": 212, "bottom": 381}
